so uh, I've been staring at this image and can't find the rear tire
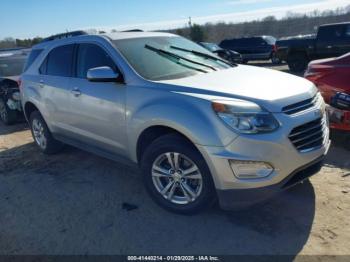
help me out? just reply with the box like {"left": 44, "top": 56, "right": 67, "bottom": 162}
{"left": 141, "top": 134, "right": 216, "bottom": 214}
{"left": 271, "top": 52, "right": 281, "bottom": 64}
{"left": 287, "top": 53, "right": 308, "bottom": 72}
{"left": 29, "top": 111, "right": 64, "bottom": 154}
{"left": 0, "top": 98, "right": 17, "bottom": 125}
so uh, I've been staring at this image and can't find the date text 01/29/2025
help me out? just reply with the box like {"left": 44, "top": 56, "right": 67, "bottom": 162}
{"left": 127, "top": 256, "right": 220, "bottom": 261}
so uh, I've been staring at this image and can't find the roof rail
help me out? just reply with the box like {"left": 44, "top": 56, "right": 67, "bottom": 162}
{"left": 40, "top": 30, "right": 89, "bottom": 43}
{"left": 122, "top": 29, "right": 143, "bottom": 32}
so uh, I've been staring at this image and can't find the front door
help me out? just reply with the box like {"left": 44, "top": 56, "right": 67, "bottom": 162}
{"left": 68, "top": 43, "right": 127, "bottom": 156}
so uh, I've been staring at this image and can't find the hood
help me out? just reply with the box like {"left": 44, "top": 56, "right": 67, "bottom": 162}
{"left": 157, "top": 65, "right": 317, "bottom": 112}
{"left": 4, "top": 76, "right": 20, "bottom": 82}
{"left": 309, "top": 57, "right": 336, "bottom": 65}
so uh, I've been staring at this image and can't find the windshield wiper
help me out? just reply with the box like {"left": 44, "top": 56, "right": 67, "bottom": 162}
{"left": 145, "top": 44, "right": 217, "bottom": 71}
{"left": 170, "top": 45, "right": 236, "bottom": 67}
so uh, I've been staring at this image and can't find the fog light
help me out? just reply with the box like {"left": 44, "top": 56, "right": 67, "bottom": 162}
{"left": 229, "top": 160, "right": 274, "bottom": 179}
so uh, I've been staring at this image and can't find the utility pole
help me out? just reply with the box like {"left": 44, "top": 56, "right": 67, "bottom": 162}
{"left": 188, "top": 16, "right": 192, "bottom": 27}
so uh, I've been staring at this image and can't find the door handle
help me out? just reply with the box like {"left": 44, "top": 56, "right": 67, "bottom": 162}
{"left": 71, "top": 88, "right": 82, "bottom": 97}
{"left": 39, "top": 80, "right": 44, "bottom": 88}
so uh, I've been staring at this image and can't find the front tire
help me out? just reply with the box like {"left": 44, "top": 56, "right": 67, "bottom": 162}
{"left": 0, "top": 98, "right": 17, "bottom": 125}
{"left": 141, "top": 134, "right": 216, "bottom": 214}
{"left": 29, "top": 111, "right": 64, "bottom": 154}
{"left": 287, "top": 53, "right": 308, "bottom": 72}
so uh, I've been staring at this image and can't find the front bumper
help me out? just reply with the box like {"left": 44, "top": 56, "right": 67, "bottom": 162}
{"left": 196, "top": 105, "right": 331, "bottom": 210}
{"left": 216, "top": 155, "right": 324, "bottom": 209}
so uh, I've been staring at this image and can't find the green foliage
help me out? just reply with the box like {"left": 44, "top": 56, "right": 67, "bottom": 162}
{"left": 15, "top": 37, "right": 43, "bottom": 48}
{"left": 168, "top": 7, "right": 350, "bottom": 43}
{"left": 189, "top": 24, "right": 206, "bottom": 42}
{"left": 0, "top": 37, "right": 43, "bottom": 49}
{"left": 0, "top": 37, "right": 16, "bottom": 49}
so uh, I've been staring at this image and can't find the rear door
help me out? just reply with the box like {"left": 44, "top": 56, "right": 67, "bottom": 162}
{"left": 38, "top": 44, "right": 75, "bottom": 135}
{"left": 68, "top": 42, "right": 127, "bottom": 155}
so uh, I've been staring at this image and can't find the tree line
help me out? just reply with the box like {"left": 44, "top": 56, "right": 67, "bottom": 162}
{"left": 170, "top": 6, "right": 350, "bottom": 43}
{"left": 0, "top": 37, "right": 43, "bottom": 49}
{"left": 1, "top": 5, "right": 350, "bottom": 49}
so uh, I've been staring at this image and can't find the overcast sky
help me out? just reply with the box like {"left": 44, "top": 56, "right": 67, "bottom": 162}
{"left": 1, "top": 0, "right": 349, "bottom": 39}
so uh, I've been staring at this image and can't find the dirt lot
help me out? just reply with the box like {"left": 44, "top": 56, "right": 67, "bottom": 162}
{"left": 0, "top": 62, "right": 350, "bottom": 256}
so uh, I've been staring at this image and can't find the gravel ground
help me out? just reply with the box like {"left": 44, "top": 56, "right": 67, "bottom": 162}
{"left": 0, "top": 62, "right": 349, "bottom": 256}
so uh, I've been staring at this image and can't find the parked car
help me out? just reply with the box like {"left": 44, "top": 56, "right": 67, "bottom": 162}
{"left": 305, "top": 52, "right": 350, "bottom": 131}
{"left": 219, "top": 36, "right": 280, "bottom": 64}
{"left": 277, "top": 22, "right": 350, "bottom": 72}
{"left": 21, "top": 30, "right": 330, "bottom": 214}
{"left": 198, "top": 42, "right": 242, "bottom": 63}
{"left": 0, "top": 48, "right": 30, "bottom": 125}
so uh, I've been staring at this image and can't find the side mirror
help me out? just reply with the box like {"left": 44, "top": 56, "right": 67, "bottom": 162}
{"left": 87, "top": 66, "right": 119, "bottom": 82}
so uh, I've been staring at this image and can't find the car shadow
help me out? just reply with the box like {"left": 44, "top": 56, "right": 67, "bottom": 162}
{"left": 249, "top": 61, "right": 286, "bottom": 68}
{"left": 0, "top": 142, "right": 316, "bottom": 256}
{"left": 323, "top": 130, "right": 350, "bottom": 173}
{"left": 0, "top": 121, "right": 28, "bottom": 136}
{"left": 220, "top": 181, "right": 315, "bottom": 256}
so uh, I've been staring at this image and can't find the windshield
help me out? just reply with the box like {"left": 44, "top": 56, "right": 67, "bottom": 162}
{"left": 0, "top": 55, "right": 27, "bottom": 77}
{"left": 201, "top": 42, "right": 221, "bottom": 52}
{"left": 113, "top": 36, "right": 231, "bottom": 80}
{"left": 264, "top": 36, "right": 276, "bottom": 45}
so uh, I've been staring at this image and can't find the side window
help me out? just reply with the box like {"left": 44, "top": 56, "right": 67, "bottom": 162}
{"left": 76, "top": 43, "right": 116, "bottom": 79}
{"left": 243, "top": 38, "right": 253, "bottom": 47}
{"left": 318, "top": 26, "right": 345, "bottom": 42}
{"left": 23, "top": 49, "right": 43, "bottom": 72}
{"left": 345, "top": 25, "right": 350, "bottom": 38}
{"left": 46, "top": 44, "right": 74, "bottom": 77}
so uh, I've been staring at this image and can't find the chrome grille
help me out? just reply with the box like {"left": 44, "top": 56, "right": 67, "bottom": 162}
{"left": 289, "top": 116, "right": 328, "bottom": 153}
{"left": 282, "top": 94, "right": 319, "bottom": 115}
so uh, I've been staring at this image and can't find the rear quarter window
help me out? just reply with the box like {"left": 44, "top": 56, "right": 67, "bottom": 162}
{"left": 264, "top": 36, "right": 276, "bottom": 45}
{"left": 23, "top": 49, "right": 42, "bottom": 72}
{"left": 318, "top": 25, "right": 346, "bottom": 41}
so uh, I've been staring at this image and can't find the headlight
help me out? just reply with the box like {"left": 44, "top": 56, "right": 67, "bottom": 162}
{"left": 12, "top": 92, "right": 21, "bottom": 101}
{"left": 212, "top": 99, "right": 279, "bottom": 134}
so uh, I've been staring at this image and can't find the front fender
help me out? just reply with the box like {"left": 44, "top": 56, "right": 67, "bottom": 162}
{"left": 127, "top": 94, "right": 238, "bottom": 162}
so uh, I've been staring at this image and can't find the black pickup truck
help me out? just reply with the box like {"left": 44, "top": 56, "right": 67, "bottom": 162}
{"left": 276, "top": 22, "right": 350, "bottom": 72}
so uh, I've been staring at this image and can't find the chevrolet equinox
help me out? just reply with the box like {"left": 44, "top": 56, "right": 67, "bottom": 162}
{"left": 21, "top": 31, "right": 330, "bottom": 214}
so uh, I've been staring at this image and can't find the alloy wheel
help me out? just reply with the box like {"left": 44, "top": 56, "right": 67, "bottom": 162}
{"left": 151, "top": 152, "right": 203, "bottom": 205}
{"left": 32, "top": 119, "right": 47, "bottom": 149}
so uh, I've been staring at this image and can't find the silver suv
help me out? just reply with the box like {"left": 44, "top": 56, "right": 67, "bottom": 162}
{"left": 21, "top": 31, "right": 330, "bottom": 214}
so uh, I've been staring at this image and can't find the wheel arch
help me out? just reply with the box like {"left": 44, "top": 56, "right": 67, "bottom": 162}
{"left": 136, "top": 125, "right": 198, "bottom": 164}
{"left": 24, "top": 101, "right": 40, "bottom": 121}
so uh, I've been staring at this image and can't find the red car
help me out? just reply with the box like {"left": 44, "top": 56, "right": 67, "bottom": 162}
{"left": 305, "top": 53, "right": 350, "bottom": 131}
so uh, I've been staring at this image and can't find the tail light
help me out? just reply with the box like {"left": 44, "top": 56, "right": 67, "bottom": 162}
{"left": 17, "top": 77, "right": 22, "bottom": 91}
{"left": 272, "top": 44, "right": 277, "bottom": 52}
{"left": 304, "top": 65, "right": 332, "bottom": 81}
